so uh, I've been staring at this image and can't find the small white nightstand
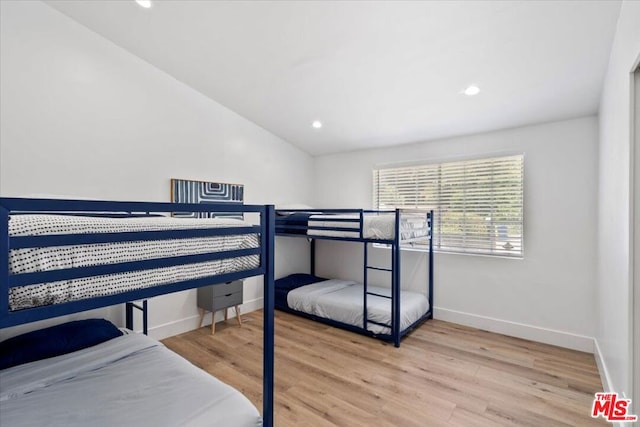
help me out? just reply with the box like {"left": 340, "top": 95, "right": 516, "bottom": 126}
{"left": 197, "top": 280, "right": 243, "bottom": 334}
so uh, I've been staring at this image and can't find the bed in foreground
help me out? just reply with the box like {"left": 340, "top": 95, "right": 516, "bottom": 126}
{"left": 1, "top": 322, "right": 260, "bottom": 427}
{"left": 0, "top": 197, "right": 275, "bottom": 427}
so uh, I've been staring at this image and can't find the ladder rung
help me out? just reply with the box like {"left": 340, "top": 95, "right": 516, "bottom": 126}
{"left": 366, "top": 266, "right": 392, "bottom": 272}
{"left": 366, "top": 292, "right": 391, "bottom": 299}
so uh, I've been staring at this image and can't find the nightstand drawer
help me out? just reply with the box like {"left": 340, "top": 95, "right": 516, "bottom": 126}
{"left": 213, "top": 280, "right": 243, "bottom": 297}
{"left": 197, "top": 281, "right": 244, "bottom": 312}
{"left": 212, "top": 291, "right": 243, "bottom": 311}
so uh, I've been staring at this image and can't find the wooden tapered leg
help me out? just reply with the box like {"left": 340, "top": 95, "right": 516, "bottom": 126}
{"left": 235, "top": 305, "right": 242, "bottom": 327}
{"left": 198, "top": 308, "right": 205, "bottom": 328}
{"left": 224, "top": 308, "right": 228, "bottom": 322}
{"left": 211, "top": 312, "right": 216, "bottom": 335}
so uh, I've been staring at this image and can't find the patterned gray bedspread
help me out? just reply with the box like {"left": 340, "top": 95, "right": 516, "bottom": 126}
{"left": 8, "top": 215, "right": 259, "bottom": 310}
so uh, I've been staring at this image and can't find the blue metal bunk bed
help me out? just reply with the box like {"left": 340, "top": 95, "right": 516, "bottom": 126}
{"left": 275, "top": 208, "right": 433, "bottom": 347}
{"left": 0, "top": 197, "right": 275, "bottom": 427}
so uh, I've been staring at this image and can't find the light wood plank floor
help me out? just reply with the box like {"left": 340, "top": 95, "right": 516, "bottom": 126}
{"left": 162, "top": 311, "right": 605, "bottom": 426}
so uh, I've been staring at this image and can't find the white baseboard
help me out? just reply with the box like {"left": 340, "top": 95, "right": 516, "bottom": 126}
{"left": 593, "top": 340, "right": 628, "bottom": 427}
{"left": 594, "top": 338, "right": 615, "bottom": 392}
{"left": 434, "top": 307, "right": 594, "bottom": 353}
{"left": 148, "top": 297, "right": 264, "bottom": 341}
{"left": 149, "top": 302, "right": 594, "bottom": 353}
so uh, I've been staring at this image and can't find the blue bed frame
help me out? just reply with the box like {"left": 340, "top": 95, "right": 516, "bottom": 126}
{"left": 276, "top": 208, "right": 434, "bottom": 347}
{"left": 0, "top": 197, "right": 275, "bottom": 427}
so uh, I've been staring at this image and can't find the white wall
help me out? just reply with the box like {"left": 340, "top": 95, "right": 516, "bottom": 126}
{"left": 314, "top": 116, "right": 598, "bottom": 352}
{"left": 596, "top": 0, "right": 640, "bottom": 403}
{"left": 0, "top": 1, "right": 313, "bottom": 339}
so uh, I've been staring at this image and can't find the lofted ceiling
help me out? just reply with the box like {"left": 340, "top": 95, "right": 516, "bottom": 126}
{"left": 46, "top": 0, "right": 621, "bottom": 156}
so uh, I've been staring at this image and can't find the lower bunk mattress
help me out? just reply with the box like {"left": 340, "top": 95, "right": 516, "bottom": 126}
{"left": 275, "top": 274, "right": 429, "bottom": 335}
{"left": 0, "top": 328, "right": 261, "bottom": 427}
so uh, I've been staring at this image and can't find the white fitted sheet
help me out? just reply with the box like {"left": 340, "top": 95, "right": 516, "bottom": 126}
{"left": 287, "top": 279, "right": 429, "bottom": 335}
{"left": 0, "top": 333, "right": 261, "bottom": 427}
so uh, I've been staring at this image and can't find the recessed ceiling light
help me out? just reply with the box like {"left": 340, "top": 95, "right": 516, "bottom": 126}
{"left": 135, "top": 0, "right": 152, "bottom": 8}
{"left": 464, "top": 85, "right": 480, "bottom": 96}
{"left": 312, "top": 120, "right": 323, "bottom": 129}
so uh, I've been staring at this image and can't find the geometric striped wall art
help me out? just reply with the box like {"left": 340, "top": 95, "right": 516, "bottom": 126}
{"left": 170, "top": 178, "right": 244, "bottom": 219}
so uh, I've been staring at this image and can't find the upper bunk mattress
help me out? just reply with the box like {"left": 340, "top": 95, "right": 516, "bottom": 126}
{"left": 307, "top": 214, "right": 429, "bottom": 240}
{"left": 0, "top": 332, "right": 261, "bottom": 427}
{"left": 8, "top": 214, "right": 259, "bottom": 311}
{"left": 286, "top": 279, "right": 429, "bottom": 335}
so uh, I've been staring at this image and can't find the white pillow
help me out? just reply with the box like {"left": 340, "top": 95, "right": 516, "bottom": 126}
{"left": 20, "top": 194, "right": 136, "bottom": 215}
{"left": 276, "top": 204, "right": 316, "bottom": 215}
{"left": 23, "top": 194, "right": 101, "bottom": 200}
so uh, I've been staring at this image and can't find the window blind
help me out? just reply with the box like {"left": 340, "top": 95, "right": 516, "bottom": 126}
{"left": 373, "top": 154, "right": 524, "bottom": 257}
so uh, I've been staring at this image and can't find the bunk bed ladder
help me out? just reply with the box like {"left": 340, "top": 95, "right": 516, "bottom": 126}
{"left": 363, "top": 240, "right": 400, "bottom": 346}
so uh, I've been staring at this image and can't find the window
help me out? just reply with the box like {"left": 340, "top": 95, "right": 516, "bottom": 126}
{"left": 373, "top": 154, "right": 524, "bottom": 257}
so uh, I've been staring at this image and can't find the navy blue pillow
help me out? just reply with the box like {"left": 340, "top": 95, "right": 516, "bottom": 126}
{"left": 0, "top": 318, "right": 123, "bottom": 370}
{"left": 275, "top": 273, "right": 327, "bottom": 291}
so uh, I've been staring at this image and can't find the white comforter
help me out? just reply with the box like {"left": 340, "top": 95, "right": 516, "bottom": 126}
{"left": 287, "top": 279, "right": 429, "bottom": 334}
{"left": 0, "top": 333, "right": 261, "bottom": 427}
